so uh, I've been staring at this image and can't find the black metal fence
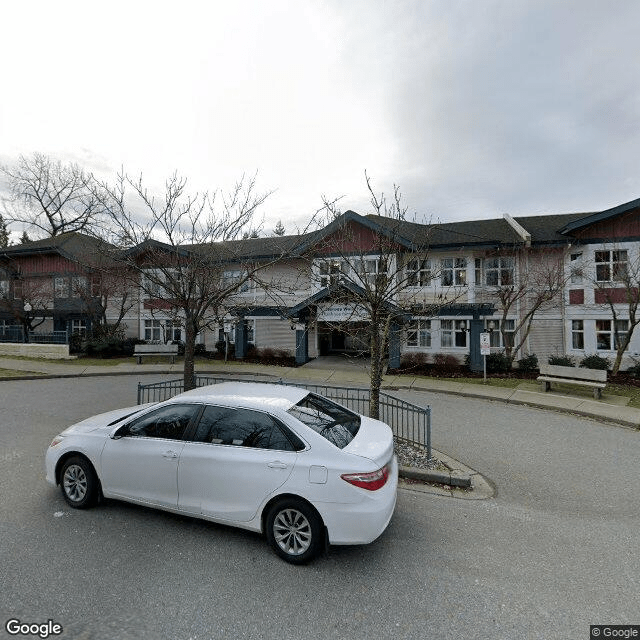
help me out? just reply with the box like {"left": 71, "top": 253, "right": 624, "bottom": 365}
{"left": 0, "top": 327, "right": 68, "bottom": 344}
{"left": 137, "top": 375, "right": 432, "bottom": 459}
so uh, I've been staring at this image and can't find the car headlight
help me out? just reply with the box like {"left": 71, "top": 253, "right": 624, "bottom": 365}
{"left": 49, "top": 435, "right": 65, "bottom": 448}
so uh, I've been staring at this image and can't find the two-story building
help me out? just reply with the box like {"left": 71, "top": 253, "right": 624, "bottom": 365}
{"left": 3, "top": 196, "right": 640, "bottom": 370}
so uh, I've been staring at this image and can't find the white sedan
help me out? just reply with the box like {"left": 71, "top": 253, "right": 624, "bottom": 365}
{"left": 45, "top": 382, "right": 398, "bottom": 563}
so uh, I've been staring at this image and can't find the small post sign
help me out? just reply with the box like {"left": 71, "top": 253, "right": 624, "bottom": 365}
{"left": 480, "top": 332, "right": 491, "bottom": 382}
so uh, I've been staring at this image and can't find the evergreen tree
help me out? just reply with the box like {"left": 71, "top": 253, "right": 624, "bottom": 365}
{"left": 0, "top": 214, "right": 9, "bottom": 247}
{"left": 20, "top": 230, "right": 30, "bottom": 244}
{"left": 273, "top": 220, "right": 286, "bottom": 236}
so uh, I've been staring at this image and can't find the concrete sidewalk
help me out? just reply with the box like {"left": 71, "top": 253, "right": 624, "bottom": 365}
{"left": 1, "top": 354, "right": 639, "bottom": 429}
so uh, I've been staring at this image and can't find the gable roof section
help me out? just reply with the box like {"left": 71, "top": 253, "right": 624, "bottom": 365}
{"left": 0, "top": 232, "right": 113, "bottom": 262}
{"left": 558, "top": 197, "right": 640, "bottom": 235}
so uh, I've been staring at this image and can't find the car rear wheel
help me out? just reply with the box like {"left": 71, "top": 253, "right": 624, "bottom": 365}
{"left": 60, "top": 456, "right": 100, "bottom": 509}
{"left": 266, "top": 498, "right": 324, "bottom": 564}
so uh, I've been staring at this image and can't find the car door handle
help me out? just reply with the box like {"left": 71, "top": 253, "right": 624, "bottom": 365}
{"left": 162, "top": 450, "right": 179, "bottom": 459}
{"left": 268, "top": 461, "right": 287, "bottom": 469}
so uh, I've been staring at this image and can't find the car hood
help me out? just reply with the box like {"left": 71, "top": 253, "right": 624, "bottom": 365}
{"left": 343, "top": 416, "right": 394, "bottom": 467}
{"left": 60, "top": 404, "right": 154, "bottom": 435}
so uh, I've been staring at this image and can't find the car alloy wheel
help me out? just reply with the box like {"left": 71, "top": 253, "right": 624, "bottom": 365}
{"left": 59, "top": 456, "right": 100, "bottom": 509}
{"left": 63, "top": 464, "right": 88, "bottom": 503}
{"left": 273, "top": 508, "right": 312, "bottom": 556}
{"left": 266, "top": 498, "right": 323, "bottom": 564}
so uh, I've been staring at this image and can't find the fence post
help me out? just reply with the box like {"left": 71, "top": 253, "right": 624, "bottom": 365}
{"left": 426, "top": 406, "right": 432, "bottom": 460}
{"left": 137, "top": 382, "right": 142, "bottom": 405}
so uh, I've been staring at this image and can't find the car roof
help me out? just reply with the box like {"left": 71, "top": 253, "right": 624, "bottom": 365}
{"left": 170, "top": 382, "right": 309, "bottom": 412}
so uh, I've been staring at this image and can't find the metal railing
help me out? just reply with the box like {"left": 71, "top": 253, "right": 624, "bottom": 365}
{"left": 0, "top": 327, "right": 68, "bottom": 344}
{"left": 137, "top": 375, "right": 432, "bottom": 458}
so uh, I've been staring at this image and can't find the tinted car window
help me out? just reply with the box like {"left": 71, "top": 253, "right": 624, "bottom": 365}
{"left": 125, "top": 404, "right": 200, "bottom": 440}
{"left": 193, "top": 405, "right": 302, "bottom": 451}
{"left": 287, "top": 393, "right": 360, "bottom": 448}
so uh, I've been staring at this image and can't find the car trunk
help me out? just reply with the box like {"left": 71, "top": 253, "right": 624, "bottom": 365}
{"left": 342, "top": 416, "right": 394, "bottom": 468}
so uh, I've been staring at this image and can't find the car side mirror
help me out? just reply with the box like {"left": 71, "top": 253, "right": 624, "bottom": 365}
{"left": 110, "top": 425, "right": 129, "bottom": 440}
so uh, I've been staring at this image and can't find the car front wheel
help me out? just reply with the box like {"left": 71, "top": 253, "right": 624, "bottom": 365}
{"left": 60, "top": 456, "right": 100, "bottom": 509}
{"left": 266, "top": 498, "right": 324, "bottom": 564}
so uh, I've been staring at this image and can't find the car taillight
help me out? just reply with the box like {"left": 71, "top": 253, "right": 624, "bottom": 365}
{"left": 341, "top": 464, "right": 389, "bottom": 491}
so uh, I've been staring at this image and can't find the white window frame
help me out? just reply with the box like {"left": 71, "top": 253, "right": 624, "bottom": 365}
{"left": 481, "top": 257, "right": 515, "bottom": 287}
{"left": 486, "top": 319, "right": 515, "bottom": 348}
{"left": 596, "top": 319, "right": 613, "bottom": 351}
{"left": 571, "top": 320, "right": 584, "bottom": 349}
{"left": 595, "top": 250, "right": 628, "bottom": 283}
{"left": 54, "top": 276, "right": 69, "bottom": 298}
{"left": 441, "top": 319, "right": 468, "bottom": 348}
{"left": 406, "top": 319, "right": 431, "bottom": 348}
{"left": 222, "top": 269, "right": 251, "bottom": 294}
{"left": 0, "top": 279, "right": 8, "bottom": 298}
{"left": 317, "top": 259, "right": 346, "bottom": 287}
{"left": 354, "top": 257, "right": 387, "bottom": 287}
{"left": 71, "top": 319, "right": 87, "bottom": 337}
{"left": 441, "top": 258, "right": 467, "bottom": 287}
{"left": 406, "top": 259, "right": 432, "bottom": 287}
{"left": 570, "top": 253, "right": 583, "bottom": 284}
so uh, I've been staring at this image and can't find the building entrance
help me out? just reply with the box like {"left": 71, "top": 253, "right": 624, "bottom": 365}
{"left": 317, "top": 322, "right": 370, "bottom": 356}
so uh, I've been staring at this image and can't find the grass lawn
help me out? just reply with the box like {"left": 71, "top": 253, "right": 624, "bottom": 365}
{"left": 0, "top": 368, "right": 45, "bottom": 378}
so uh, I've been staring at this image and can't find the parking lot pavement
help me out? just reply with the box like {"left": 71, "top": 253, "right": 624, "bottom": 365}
{"left": 1, "top": 375, "right": 639, "bottom": 639}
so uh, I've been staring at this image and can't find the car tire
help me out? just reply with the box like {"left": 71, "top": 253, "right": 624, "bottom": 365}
{"left": 265, "top": 498, "right": 324, "bottom": 564}
{"left": 60, "top": 456, "right": 100, "bottom": 509}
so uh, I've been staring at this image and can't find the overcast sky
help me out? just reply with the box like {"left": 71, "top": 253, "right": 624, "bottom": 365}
{"left": 2, "top": 0, "right": 640, "bottom": 235}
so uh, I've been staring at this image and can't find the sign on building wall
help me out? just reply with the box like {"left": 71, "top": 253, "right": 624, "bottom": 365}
{"left": 317, "top": 303, "right": 369, "bottom": 322}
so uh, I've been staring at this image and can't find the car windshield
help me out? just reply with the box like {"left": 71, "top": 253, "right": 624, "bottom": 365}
{"left": 287, "top": 393, "right": 360, "bottom": 448}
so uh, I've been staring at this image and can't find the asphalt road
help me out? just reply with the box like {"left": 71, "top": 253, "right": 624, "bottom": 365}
{"left": 0, "top": 376, "right": 638, "bottom": 640}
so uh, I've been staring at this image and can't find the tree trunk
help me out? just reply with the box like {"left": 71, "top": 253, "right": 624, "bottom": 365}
{"left": 184, "top": 317, "right": 196, "bottom": 391}
{"left": 369, "top": 322, "right": 384, "bottom": 420}
{"left": 612, "top": 335, "right": 632, "bottom": 375}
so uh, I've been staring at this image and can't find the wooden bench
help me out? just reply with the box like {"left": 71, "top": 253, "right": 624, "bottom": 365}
{"left": 134, "top": 343, "right": 179, "bottom": 364}
{"left": 537, "top": 364, "right": 607, "bottom": 399}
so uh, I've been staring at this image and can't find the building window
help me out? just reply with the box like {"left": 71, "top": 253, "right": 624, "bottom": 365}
{"left": 355, "top": 258, "right": 387, "bottom": 287}
{"left": 441, "top": 258, "right": 467, "bottom": 286}
{"left": 91, "top": 274, "right": 102, "bottom": 297}
{"left": 570, "top": 253, "right": 583, "bottom": 284}
{"left": 615, "top": 320, "right": 629, "bottom": 349}
{"left": 13, "top": 280, "right": 23, "bottom": 299}
{"left": 0, "top": 280, "right": 8, "bottom": 298}
{"left": 71, "top": 319, "right": 87, "bottom": 337}
{"left": 484, "top": 257, "right": 514, "bottom": 286}
{"left": 571, "top": 320, "right": 584, "bottom": 349}
{"left": 595, "top": 250, "right": 628, "bottom": 282}
{"left": 71, "top": 276, "right": 88, "bottom": 298}
{"left": 165, "top": 321, "right": 182, "bottom": 342}
{"left": 222, "top": 270, "right": 250, "bottom": 293}
{"left": 441, "top": 319, "right": 467, "bottom": 348}
{"left": 54, "top": 277, "right": 69, "bottom": 298}
{"left": 406, "top": 319, "right": 431, "bottom": 348}
{"left": 596, "top": 320, "right": 612, "bottom": 350}
{"left": 144, "top": 319, "right": 162, "bottom": 342}
{"left": 487, "top": 319, "right": 515, "bottom": 348}
{"left": 406, "top": 259, "right": 432, "bottom": 287}
{"left": 318, "top": 260, "right": 345, "bottom": 287}
{"left": 227, "top": 320, "right": 255, "bottom": 344}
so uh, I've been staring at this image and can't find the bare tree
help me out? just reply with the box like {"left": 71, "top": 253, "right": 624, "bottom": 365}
{"left": 308, "top": 173, "right": 443, "bottom": 419}
{"left": 94, "top": 170, "right": 273, "bottom": 389}
{"left": 490, "top": 248, "right": 568, "bottom": 362}
{"left": 592, "top": 247, "right": 640, "bottom": 375}
{"left": 0, "top": 274, "right": 51, "bottom": 341}
{"left": 1, "top": 153, "right": 107, "bottom": 237}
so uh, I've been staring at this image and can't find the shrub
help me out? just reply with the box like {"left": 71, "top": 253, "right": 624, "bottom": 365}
{"left": 194, "top": 344, "right": 207, "bottom": 356}
{"left": 548, "top": 354, "right": 574, "bottom": 367}
{"left": 259, "top": 347, "right": 276, "bottom": 360}
{"left": 431, "top": 353, "right": 460, "bottom": 373}
{"left": 485, "top": 351, "right": 511, "bottom": 373}
{"left": 626, "top": 363, "right": 640, "bottom": 378}
{"left": 86, "top": 336, "right": 143, "bottom": 358}
{"left": 579, "top": 354, "right": 610, "bottom": 370}
{"left": 400, "top": 352, "right": 429, "bottom": 370}
{"left": 517, "top": 353, "right": 539, "bottom": 372}
{"left": 274, "top": 348, "right": 291, "bottom": 360}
